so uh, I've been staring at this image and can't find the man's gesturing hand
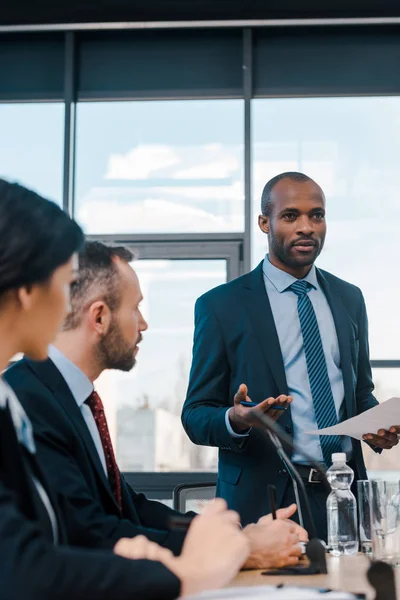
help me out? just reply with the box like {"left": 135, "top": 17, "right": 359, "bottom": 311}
{"left": 228, "top": 384, "right": 293, "bottom": 434}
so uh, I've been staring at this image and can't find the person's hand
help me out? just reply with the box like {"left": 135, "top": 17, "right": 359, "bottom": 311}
{"left": 228, "top": 384, "right": 293, "bottom": 434}
{"left": 114, "top": 535, "right": 174, "bottom": 562}
{"left": 257, "top": 503, "right": 308, "bottom": 542}
{"left": 363, "top": 425, "right": 400, "bottom": 449}
{"left": 242, "top": 519, "right": 303, "bottom": 570}
{"left": 164, "top": 499, "right": 250, "bottom": 597}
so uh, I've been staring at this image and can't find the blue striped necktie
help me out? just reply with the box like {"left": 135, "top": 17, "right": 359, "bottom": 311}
{"left": 289, "top": 279, "right": 342, "bottom": 466}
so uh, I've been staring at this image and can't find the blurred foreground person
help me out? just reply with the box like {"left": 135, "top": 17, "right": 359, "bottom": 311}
{"left": 0, "top": 179, "right": 249, "bottom": 600}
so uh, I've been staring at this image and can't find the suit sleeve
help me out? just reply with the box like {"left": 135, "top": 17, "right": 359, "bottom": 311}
{"left": 0, "top": 481, "right": 181, "bottom": 600}
{"left": 13, "top": 389, "right": 186, "bottom": 554}
{"left": 355, "top": 290, "right": 379, "bottom": 415}
{"left": 122, "top": 477, "right": 195, "bottom": 554}
{"left": 181, "top": 295, "right": 247, "bottom": 453}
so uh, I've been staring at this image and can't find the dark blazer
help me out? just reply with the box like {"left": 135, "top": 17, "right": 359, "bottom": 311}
{"left": 5, "top": 358, "right": 189, "bottom": 554}
{"left": 182, "top": 262, "right": 379, "bottom": 526}
{"left": 0, "top": 399, "right": 180, "bottom": 600}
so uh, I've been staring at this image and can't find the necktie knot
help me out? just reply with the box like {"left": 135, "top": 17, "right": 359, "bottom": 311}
{"left": 289, "top": 279, "right": 312, "bottom": 297}
{"left": 86, "top": 391, "right": 104, "bottom": 415}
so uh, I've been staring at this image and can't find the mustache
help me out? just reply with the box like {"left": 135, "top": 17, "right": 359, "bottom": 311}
{"left": 291, "top": 237, "right": 318, "bottom": 247}
{"left": 135, "top": 334, "right": 143, "bottom": 346}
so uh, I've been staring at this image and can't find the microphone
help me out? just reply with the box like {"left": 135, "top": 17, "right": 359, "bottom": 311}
{"left": 252, "top": 411, "right": 327, "bottom": 575}
{"left": 252, "top": 411, "right": 397, "bottom": 598}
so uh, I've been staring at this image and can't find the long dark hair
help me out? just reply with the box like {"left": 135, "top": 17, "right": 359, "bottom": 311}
{"left": 0, "top": 179, "right": 84, "bottom": 296}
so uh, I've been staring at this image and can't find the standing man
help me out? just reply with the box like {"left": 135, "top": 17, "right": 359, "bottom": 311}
{"left": 182, "top": 172, "right": 400, "bottom": 540}
{"left": 5, "top": 241, "right": 307, "bottom": 569}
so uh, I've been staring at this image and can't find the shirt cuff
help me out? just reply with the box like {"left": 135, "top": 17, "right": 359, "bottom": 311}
{"left": 225, "top": 408, "right": 251, "bottom": 438}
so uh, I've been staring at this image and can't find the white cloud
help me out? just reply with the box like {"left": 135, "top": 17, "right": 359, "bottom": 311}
{"left": 77, "top": 194, "right": 236, "bottom": 234}
{"left": 105, "top": 145, "right": 180, "bottom": 180}
{"left": 174, "top": 156, "right": 240, "bottom": 179}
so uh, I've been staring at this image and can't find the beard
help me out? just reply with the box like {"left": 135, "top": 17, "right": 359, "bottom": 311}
{"left": 269, "top": 229, "right": 324, "bottom": 269}
{"left": 96, "top": 316, "right": 138, "bottom": 372}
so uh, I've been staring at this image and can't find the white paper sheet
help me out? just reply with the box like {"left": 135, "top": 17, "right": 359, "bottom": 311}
{"left": 306, "top": 397, "right": 400, "bottom": 440}
{"left": 184, "top": 585, "right": 357, "bottom": 600}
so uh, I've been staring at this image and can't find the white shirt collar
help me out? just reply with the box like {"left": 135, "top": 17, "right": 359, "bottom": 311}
{"left": 262, "top": 254, "right": 319, "bottom": 294}
{"left": 0, "top": 377, "right": 36, "bottom": 453}
{"left": 48, "top": 345, "right": 93, "bottom": 407}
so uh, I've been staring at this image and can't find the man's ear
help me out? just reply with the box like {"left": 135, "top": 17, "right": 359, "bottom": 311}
{"left": 88, "top": 301, "right": 112, "bottom": 334}
{"left": 258, "top": 214, "right": 270, "bottom": 234}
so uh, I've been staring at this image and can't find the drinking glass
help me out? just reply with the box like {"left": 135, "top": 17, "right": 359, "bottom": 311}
{"left": 370, "top": 480, "right": 400, "bottom": 565}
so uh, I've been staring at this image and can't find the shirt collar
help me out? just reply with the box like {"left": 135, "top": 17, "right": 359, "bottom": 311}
{"left": 48, "top": 345, "right": 93, "bottom": 407}
{"left": 0, "top": 377, "right": 36, "bottom": 454}
{"left": 262, "top": 254, "right": 319, "bottom": 293}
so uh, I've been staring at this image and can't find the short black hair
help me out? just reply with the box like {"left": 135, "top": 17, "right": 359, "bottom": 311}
{"left": 0, "top": 179, "right": 84, "bottom": 298}
{"left": 63, "top": 241, "right": 134, "bottom": 331}
{"left": 261, "top": 172, "right": 313, "bottom": 217}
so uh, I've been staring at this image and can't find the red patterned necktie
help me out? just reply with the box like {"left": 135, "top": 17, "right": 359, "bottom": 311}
{"left": 86, "top": 391, "right": 122, "bottom": 512}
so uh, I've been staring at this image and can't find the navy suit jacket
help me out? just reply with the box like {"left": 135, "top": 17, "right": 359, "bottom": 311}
{"left": 5, "top": 358, "right": 189, "bottom": 554}
{"left": 0, "top": 400, "right": 180, "bottom": 600}
{"left": 182, "top": 262, "right": 379, "bottom": 526}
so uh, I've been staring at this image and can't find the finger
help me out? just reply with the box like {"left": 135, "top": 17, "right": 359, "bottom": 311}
{"left": 377, "top": 430, "right": 398, "bottom": 444}
{"left": 276, "top": 504, "right": 297, "bottom": 520}
{"left": 255, "top": 397, "right": 278, "bottom": 412}
{"left": 363, "top": 433, "right": 377, "bottom": 441}
{"left": 147, "top": 542, "right": 166, "bottom": 561}
{"left": 234, "top": 384, "right": 249, "bottom": 405}
{"left": 223, "top": 509, "right": 241, "bottom": 526}
{"left": 266, "top": 396, "right": 289, "bottom": 407}
{"left": 275, "top": 395, "right": 293, "bottom": 405}
{"left": 365, "top": 436, "right": 395, "bottom": 449}
{"left": 389, "top": 425, "right": 400, "bottom": 434}
{"left": 289, "top": 535, "right": 302, "bottom": 551}
{"left": 203, "top": 497, "right": 228, "bottom": 516}
{"left": 114, "top": 536, "right": 148, "bottom": 559}
{"left": 365, "top": 432, "right": 398, "bottom": 446}
{"left": 291, "top": 524, "right": 309, "bottom": 542}
{"left": 284, "top": 555, "right": 301, "bottom": 566}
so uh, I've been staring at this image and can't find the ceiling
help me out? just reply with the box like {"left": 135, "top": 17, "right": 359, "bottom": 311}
{"left": 1, "top": 0, "right": 400, "bottom": 27}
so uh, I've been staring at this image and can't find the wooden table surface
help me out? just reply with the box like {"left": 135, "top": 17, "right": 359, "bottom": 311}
{"left": 230, "top": 554, "right": 398, "bottom": 599}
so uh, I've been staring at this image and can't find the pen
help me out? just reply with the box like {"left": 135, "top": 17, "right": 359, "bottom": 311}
{"left": 239, "top": 401, "right": 287, "bottom": 410}
{"left": 268, "top": 485, "right": 278, "bottom": 520}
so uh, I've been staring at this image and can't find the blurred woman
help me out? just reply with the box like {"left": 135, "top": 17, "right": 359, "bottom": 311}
{"left": 0, "top": 179, "right": 249, "bottom": 600}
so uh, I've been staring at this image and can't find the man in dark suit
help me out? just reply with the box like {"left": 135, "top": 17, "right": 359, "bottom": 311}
{"left": 182, "top": 172, "right": 400, "bottom": 540}
{"left": 5, "top": 241, "right": 306, "bottom": 569}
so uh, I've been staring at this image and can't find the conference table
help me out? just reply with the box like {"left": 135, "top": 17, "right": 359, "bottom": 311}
{"left": 231, "top": 554, "right": 399, "bottom": 598}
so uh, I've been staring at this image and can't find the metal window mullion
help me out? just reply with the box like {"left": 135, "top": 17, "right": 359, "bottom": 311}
{"left": 62, "top": 31, "right": 77, "bottom": 216}
{"left": 243, "top": 28, "right": 252, "bottom": 273}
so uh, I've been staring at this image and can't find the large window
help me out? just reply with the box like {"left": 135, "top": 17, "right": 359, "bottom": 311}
{"left": 0, "top": 103, "right": 64, "bottom": 204}
{"left": 252, "top": 97, "right": 400, "bottom": 360}
{"left": 75, "top": 100, "right": 244, "bottom": 234}
{"left": 96, "top": 258, "right": 228, "bottom": 472}
{"left": 3, "top": 27, "right": 400, "bottom": 489}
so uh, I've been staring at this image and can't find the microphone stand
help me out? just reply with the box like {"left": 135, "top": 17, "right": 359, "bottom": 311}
{"left": 253, "top": 412, "right": 397, "bottom": 598}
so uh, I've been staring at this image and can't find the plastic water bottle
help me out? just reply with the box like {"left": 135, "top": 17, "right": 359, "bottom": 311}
{"left": 326, "top": 453, "right": 358, "bottom": 556}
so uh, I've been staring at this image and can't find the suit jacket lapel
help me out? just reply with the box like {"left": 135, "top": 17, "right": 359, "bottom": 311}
{"left": 241, "top": 262, "right": 288, "bottom": 395}
{"left": 26, "top": 359, "right": 118, "bottom": 508}
{"left": 317, "top": 270, "right": 356, "bottom": 418}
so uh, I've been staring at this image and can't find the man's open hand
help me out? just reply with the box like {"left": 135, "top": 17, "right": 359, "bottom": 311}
{"left": 228, "top": 384, "right": 293, "bottom": 434}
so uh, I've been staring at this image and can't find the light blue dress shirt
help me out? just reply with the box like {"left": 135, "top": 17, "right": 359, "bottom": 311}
{"left": 225, "top": 255, "right": 352, "bottom": 464}
{"left": 48, "top": 345, "right": 108, "bottom": 476}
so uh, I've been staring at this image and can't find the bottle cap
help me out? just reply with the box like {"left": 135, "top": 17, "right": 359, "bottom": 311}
{"left": 332, "top": 452, "right": 346, "bottom": 463}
